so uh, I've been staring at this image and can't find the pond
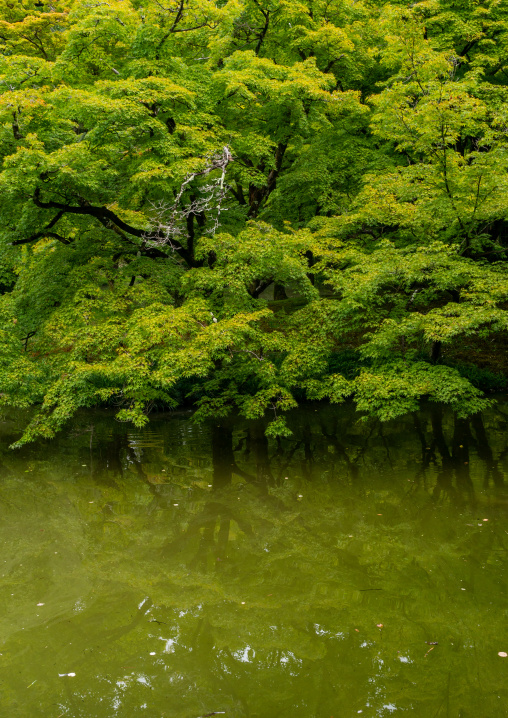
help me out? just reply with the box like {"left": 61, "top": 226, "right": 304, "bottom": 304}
{"left": 1, "top": 402, "right": 508, "bottom": 717}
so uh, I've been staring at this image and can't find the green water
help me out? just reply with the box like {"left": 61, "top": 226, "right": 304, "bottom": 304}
{"left": 1, "top": 403, "right": 508, "bottom": 718}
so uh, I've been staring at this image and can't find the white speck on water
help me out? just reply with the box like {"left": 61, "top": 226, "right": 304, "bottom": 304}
{"left": 158, "top": 637, "right": 175, "bottom": 653}
{"left": 498, "top": 652, "right": 508, "bottom": 657}
{"left": 59, "top": 672, "right": 76, "bottom": 677}
{"left": 36, "top": 603, "right": 44, "bottom": 606}
{"left": 149, "top": 652, "right": 156, "bottom": 656}
{"left": 173, "top": 503, "right": 179, "bottom": 506}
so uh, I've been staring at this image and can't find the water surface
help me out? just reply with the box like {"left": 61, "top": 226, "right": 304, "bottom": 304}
{"left": 1, "top": 403, "right": 508, "bottom": 717}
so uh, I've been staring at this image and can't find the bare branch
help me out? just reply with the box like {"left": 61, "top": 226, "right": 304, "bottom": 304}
{"left": 144, "top": 146, "right": 233, "bottom": 250}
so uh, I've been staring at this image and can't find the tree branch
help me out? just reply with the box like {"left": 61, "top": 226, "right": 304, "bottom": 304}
{"left": 31, "top": 188, "right": 199, "bottom": 266}
{"left": 12, "top": 208, "right": 70, "bottom": 246}
{"left": 13, "top": 231, "right": 70, "bottom": 246}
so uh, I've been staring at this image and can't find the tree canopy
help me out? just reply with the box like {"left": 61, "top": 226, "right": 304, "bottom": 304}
{"left": 1, "top": 0, "right": 508, "bottom": 443}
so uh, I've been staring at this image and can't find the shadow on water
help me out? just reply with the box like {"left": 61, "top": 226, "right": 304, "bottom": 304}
{"left": 1, "top": 401, "right": 508, "bottom": 717}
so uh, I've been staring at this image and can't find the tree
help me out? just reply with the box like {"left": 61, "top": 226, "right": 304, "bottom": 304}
{"left": 0, "top": 0, "right": 507, "bottom": 444}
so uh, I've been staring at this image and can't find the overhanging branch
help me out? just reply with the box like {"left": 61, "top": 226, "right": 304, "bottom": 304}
{"left": 12, "top": 208, "right": 70, "bottom": 246}
{"left": 31, "top": 188, "right": 198, "bottom": 266}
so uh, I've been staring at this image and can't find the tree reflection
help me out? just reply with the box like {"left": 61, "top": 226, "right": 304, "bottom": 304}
{"left": 1, "top": 402, "right": 508, "bottom": 717}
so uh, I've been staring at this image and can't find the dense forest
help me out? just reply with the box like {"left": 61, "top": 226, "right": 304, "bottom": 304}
{"left": 1, "top": 0, "right": 508, "bottom": 444}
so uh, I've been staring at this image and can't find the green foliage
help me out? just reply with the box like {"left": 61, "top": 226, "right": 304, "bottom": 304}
{"left": 449, "top": 363, "right": 508, "bottom": 393}
{"left": 0, "top": 0, "right": 508, "bottom": 443}
{"left": 327, "top": 349, "right": 369, "bottom": 380}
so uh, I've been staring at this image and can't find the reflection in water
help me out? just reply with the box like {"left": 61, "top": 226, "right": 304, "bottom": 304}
{"left": 0, "top": 402, "right": 508, "bottom": 717}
